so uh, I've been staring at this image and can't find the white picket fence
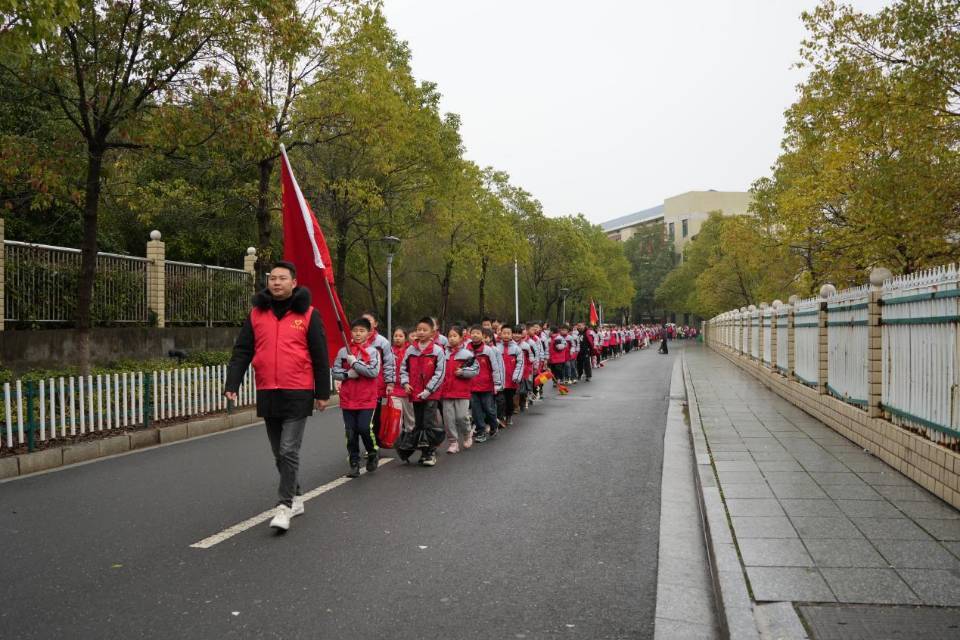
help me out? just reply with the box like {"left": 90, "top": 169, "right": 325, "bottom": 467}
{"left": 826, "top": 284, "right": 870, "bottom": 406}
{"left": 1, "top": 366, "right": 256, "bottom": 451}
{"left": 881, "top": 265, "right": 960, "bottom": 445}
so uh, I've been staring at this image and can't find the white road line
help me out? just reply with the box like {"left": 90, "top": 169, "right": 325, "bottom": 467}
{"left": 190, "top": 458, "right": 394, "bottom": 549}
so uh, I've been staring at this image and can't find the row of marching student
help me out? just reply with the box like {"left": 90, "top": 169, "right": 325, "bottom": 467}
{"left": 224, "top": 262, "right": 667, "bottom": 532}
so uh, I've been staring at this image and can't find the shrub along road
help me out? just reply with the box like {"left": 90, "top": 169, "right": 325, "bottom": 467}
{"left": 0, "top": 345, "right": 678, "bottom": 639}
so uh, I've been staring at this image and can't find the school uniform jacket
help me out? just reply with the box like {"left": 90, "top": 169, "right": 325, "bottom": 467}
{"left": 548, "top": 333, "right": 569, "bottom": 365}
{"left": 518, "top": 339, "right": 535, "bottom": 380}
{"left": 440, "top": 345, "right": 480, "bottom": 399}
{"left": 467, "top": 341, "right": 504, "bottom": 393}
{"left": 331, "top": 345, "right": 381, "bottom": 410}
{"left": 496, "top": 340, "right": 525, "bottom": 389}
{"left": 400, "top": 341, "right": 446, "bottom": 402}
{"left": 365, "top": 331, "right": 396, "bottom": 398}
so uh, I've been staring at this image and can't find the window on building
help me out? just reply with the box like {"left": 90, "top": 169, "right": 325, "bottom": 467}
{"left": 668, "top": 222, "right": 675, "bottom": 240}
{"left": 682, "top": 219, "right": 688, "bottom": 238}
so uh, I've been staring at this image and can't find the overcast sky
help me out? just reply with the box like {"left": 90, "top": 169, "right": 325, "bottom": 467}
{"left": 381, "top": 0, "right": 891, "bottom": 224}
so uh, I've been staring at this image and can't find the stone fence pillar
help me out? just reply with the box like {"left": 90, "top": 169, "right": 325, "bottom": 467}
{"left": 818, "top": 284, "right": 836, "bottom": 396}
{"left": 146, "top": 230, "right": 165, "bottom": 328}
{"left": 868, "top": 267, "right": 891, "bottom": 418}
{"left": 758, "top": 302, "right": 767, "bottom": 364}
{"left": 770, "top": 300, "right": 782, "bottom": 371}
{"left": 244, "top": 247, "right": 258, "bottom": 291}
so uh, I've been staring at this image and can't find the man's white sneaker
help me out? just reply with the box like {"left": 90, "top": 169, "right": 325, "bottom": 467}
{"left": 269, "top": 505, "right": 293, "bottom": 531}
{"left": 291, "top": 496, "right": 304, "bottom": 517}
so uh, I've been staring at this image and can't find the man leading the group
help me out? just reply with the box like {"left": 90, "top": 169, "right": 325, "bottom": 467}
{"left": 225, "top": 261, "right": 331, "bottom": 532}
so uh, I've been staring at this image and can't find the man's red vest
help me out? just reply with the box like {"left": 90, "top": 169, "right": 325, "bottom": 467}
{"left": 250, "top": 306, "right": 315, "bottom": 390}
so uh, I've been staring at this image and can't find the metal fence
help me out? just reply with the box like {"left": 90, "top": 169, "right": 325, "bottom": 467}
{"left": 165, "top": 261, "right": 251, "bottom": 326}
{"left": 762, "top": 306, "right": 773, "bottom": 365}
{"left": 5, "top": 241, "right": 148, "bottom": 324}
{"left": 881, "top": 265, "right": 960, "bottom": 445}
{"left": 776, "top": 303, "right": 789, "bottom": 372}
{"left": 1, "top": 365, "right": 256, "bottom": 453}
{"left": 793, "top": 297, "right": 819, "bottom": 387}
{"left": 826, "top": 284, "right": 869, "bottom": 407}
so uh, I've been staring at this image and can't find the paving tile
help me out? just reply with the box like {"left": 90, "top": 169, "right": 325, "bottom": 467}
{"left": 822, "top": 484, "right": 884, "bottom": 501}
{"left": 833, "top": 457, "right": 891, "bottom": 474}
{"left": 835, "top": 499, "right": 903, "bottom": 519}
{"left": 873, "top": 540, "right": 960, "bottom": 569}
{"left": 714, "top": 460, "right": 761, "bottom": 472}
{"left": 769, "top": 482, "right": 830, "bottom": 500}
{"left": 855, "top": 471, "right": 913, "bottom": 486}
{"left": 797, "top": 459, "right": 852, "bottom": 473}
{"left": 710, "top": 442, "right": 749, "bottom": 452}
{"left": 897, "top": 569, "right": 960, "bottom": 606}
{"left": 710, "top": 451, "right": 754, "bottom": 462}
{"left": 726, "top": 498, "right": 786, "bottom": 517}
{"left": 895, "top": 500, "right": 960, "bottom": 521}
{"left": 820, "top": 568, "right": 920, "bottom": 604}
{"left": 739, "top": 538, "right": 814, "bottom": 567}
{"left": 851, "top": 518, "right": 935, "bottom": 541}
{"left": 751, "top": 451, "right": 798, "bottom": 461}
{"left": 790, "top": 516, "right": 864, "bottom": 540}
{"left": 763, "top": 471, "right": 813, "bottom": 484}
{"left": 717, "top": 470, "right": 767, "bottom": 484}
{"left": 780, "top": 499, "right": 844, "bottom": 518}
{"left": 945, "top": 541, "right": 960, "bottom": 557}
{"left": 875, "top": 484, "right": 939, "bottom": 502}
{"left": 799, "top": 602, "right": 960, "bottom": 639}
{"left": 731, "top": 516, "right": 798, "bottom": 539}
{"left": 720, "top": 483, "right": 775, "bottom": 499}
{"left": 745, "top": 566, "right": 835, "bottom": 602}
{"left": 756, "top": 460, "right": 805, "bottom": 472}
{"left": 915, "top": 518, "right": 960, "bottom": 541}
{"left": 808, "top": 472, "right": 866, "bottom": 486}
{"left": 803, "top": 539, "right": 887, "bottom": 568}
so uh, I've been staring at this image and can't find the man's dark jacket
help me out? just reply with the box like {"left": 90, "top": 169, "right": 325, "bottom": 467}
{"left": 225, "top": 287, "right": 331, "bottom": 419}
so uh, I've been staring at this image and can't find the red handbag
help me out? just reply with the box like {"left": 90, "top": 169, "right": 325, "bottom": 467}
{"left": 377, "top": 396, "right": 403, "bottom": 449}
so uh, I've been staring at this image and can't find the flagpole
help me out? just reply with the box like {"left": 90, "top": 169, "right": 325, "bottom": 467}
{"left": 513, "top": 258, "right": 519, "bottom": 325}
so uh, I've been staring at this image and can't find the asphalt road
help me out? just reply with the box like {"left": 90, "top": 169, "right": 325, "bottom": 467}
{"left": 0, "top": 344, "right": 678, "bottom": 640}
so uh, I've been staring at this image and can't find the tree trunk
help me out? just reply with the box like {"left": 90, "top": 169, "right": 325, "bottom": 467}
{"left": 439, "top": 260, "right": 453, "bottom": 329}
{"left": 255, "top": 157, "right": 276, "bottom": 279}
{"left": 478, "top": 255, "right": 488, "bottom": 319}
{"left": 365, "top": 242, "right": 379, "bottom": 313}
{"left": 75, "top": 144, "right": 105, "bottom": 376}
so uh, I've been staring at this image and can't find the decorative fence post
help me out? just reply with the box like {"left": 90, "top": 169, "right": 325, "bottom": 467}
{"left": 244, "top": 247, "right": 258, "bottom": 291}
{"left": 818, "top": 284, "right": 836, "bottom": 395}
{"left": 0, "top": 217, "right": 5, "bottom": 331}
{"left": 787, "top": 294, "right": 798, "bottom": 379}
{"left": 770, "top": 301, "right": 779, "bottom": 371}
{"left": 146, "top": 230, "right": 166, "bottom": 328}
{"left": 868, "top": 267, "right": 891, "bottom": 418}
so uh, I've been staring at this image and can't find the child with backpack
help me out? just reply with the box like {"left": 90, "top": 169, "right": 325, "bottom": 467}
{"left": 332, "top": 317, "right": 382, "bottom": 478}
{"left": 441, "top": 325, "right": 479, "bottom": 453}
{"left": 398, "top": 318, "right": 446, "bottom": 466}
{"left": 467, "top": 325, "right": 503, "bottom": 443}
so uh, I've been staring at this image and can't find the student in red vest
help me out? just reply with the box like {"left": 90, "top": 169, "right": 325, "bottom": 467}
{"left": 390, "top": 327, "right": 413, "bottom": 433}
{"left": 496, "top": 324, "right": 525, "bottom": 427}
{"left": 398, "top": 318, "right": 447, "bottom": 466}
{"left": 548, "top": 324, "right": 570, "bottom": 387}
{"left": 468, "top": 325, "right": 504, "bottom": 443}
{"left": 332, "top": 317, "right": 382, "bottom": 478}
{"left": 440, "top": 325, "right": 479, "bottom": 453}
{"left": 225, "top": 261, "right": 330, "bottom": 532}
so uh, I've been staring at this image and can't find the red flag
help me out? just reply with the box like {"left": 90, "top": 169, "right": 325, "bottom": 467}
{"left": 589, "top": 299, "right": 599, "bottom": 326}
{"left": 280, "top": 144, "right": 350, "bottom": 366}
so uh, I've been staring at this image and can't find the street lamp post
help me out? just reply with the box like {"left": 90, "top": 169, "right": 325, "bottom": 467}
{"left": 559, "top": 287, "right": 570, "bottom": 324}
{"left": 382, "top": 235, "right": 400, "bottom": 337}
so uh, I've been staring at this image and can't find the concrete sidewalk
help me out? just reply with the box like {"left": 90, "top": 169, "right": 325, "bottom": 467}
{"left": 683, "top": 345, "right": 960, "bottom": 637}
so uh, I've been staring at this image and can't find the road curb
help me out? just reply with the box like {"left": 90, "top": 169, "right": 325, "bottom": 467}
{"left": 0, "top": 397, "right": 340, "bottom": 482}
{"left": 681, "top": 352, "right": 809, "bottom": 640}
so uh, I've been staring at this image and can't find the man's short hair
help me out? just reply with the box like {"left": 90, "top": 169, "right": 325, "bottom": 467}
{"left": 271, "top": 261, "right": 297, "bottom": 278}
